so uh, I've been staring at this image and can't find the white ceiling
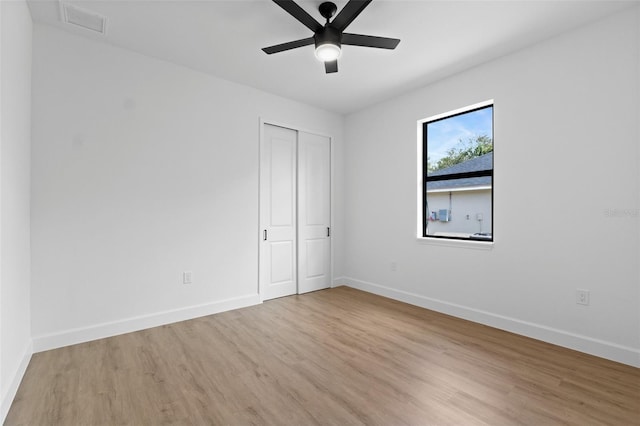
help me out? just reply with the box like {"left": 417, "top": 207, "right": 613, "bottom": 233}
{"left": 27, "top": 0, "right": 636, "bottom": 115}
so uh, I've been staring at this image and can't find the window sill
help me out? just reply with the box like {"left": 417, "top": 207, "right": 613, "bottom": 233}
{"left": 416, "top": 237, "right": 494, "bottom": 250}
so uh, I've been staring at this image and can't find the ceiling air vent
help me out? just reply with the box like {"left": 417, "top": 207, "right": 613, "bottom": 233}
{"left": 60, "top": 2, "right": 107, "bottom": 35}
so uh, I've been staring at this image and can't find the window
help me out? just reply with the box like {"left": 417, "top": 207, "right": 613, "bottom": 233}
{"left": 419, "top": 102, "right": 493, "bottom": 242}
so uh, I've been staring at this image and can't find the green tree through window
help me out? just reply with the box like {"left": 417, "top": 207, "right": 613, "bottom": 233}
{"left": 428, "top": 135, "right": 493, "bottom": 173}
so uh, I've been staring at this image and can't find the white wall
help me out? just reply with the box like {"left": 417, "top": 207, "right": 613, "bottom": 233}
{"left": 30, "top": 25, "right": 344, "bottom": 349}
{"left": 0, "top": 0, "right": 33, "bottom": 420}
{"left": 343, "top": 7, "right": 640, "bottom": 366}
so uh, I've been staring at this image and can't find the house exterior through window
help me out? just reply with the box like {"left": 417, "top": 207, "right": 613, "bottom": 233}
{"left": 420, "top": 102, "right": 493, "bottom": 242}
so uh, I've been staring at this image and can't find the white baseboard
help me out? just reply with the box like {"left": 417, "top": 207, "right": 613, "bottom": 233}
{"left": 1, "top": 341, "right": 33, "bottom": 424}
{"left": 342, "top": 277, "right": 640, "bottom": 368}
{"left": 33, "top": 294, "right": 262, "bottom": 353}
{"left": 332, "top": 276, "right": 347, "bottom": 288}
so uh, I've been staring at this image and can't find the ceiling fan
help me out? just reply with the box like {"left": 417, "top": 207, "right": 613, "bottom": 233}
{"left": 262, "top": 0, "right": 400, "bottom": 73}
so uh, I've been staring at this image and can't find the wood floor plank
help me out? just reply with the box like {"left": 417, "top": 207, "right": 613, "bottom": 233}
{"left": 6, "top": 287, "right": 640, "bottom": 425}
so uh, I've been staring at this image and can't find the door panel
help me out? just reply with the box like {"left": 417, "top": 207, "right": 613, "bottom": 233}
{"left": 305, "top": 238, "right": 326, "bottom": 278}
{"left": 297, "top": 132, "right": 331, "bottom": 294}
{"left": 270, "top": 241, "right": 294, "bottom": 284}
{"left": 270, "top": 138, "right": 295, "bottom": 226}
{"left": 260, "top": 124, "right": 298, "bottom": 300}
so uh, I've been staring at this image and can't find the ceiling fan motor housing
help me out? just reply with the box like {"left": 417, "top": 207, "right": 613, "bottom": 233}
{"left": 314, "top": 25, "right": 342, "bottom": 49}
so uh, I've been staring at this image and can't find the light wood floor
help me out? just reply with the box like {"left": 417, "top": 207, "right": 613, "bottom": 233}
{"left": 6, "top": 287, "right": 640, "bottom": 425}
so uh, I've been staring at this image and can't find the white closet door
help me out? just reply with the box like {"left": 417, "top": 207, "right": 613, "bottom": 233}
{"left": 260, "top": 124, "right": 298, "bottom": 300}
{"left": 297, "top": 131, "right": 331, "bottom": 294}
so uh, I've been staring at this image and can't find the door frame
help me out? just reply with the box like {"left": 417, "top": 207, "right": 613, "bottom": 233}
{"left": 258, "top": 117, "right": 335, "bottom": 302}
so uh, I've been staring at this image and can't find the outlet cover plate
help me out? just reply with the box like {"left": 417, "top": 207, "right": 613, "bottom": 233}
{"left": 576, "top": 289, "right": 590, "bottom": 305}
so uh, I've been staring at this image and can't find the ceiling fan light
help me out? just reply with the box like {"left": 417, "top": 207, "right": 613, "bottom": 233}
{"left": 315, "top": 43, "right": 341, "bottom": 62}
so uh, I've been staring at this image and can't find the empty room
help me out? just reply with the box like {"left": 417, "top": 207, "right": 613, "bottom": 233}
{"left": 2, "top": 0, "right": 639, "bottom": 424}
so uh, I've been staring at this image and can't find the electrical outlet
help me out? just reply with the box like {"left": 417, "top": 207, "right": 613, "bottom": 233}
{"left": 390, "top": 261, "right": 397, "bottom": 272}
{"left": 576, "top": 289, "right": 589, "bottom": 305}
{"left": 183, "top": 271, "right": 193, "bottom": 284}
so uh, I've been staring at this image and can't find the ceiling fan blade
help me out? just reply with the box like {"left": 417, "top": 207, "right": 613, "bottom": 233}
{"left": 325, "top": 60, "right": 338, "bottom": 73}
{"left": 342, "top": 33, "right": 400, "bottom": 49}
{"left": 273, "top": 0, "right": 323, "bottom": 33}
{"left": 262, "top": 37, "right": 314, "bottom": 54}
{"left": 331, "top": 0, "right": 372, "bottom": 32}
